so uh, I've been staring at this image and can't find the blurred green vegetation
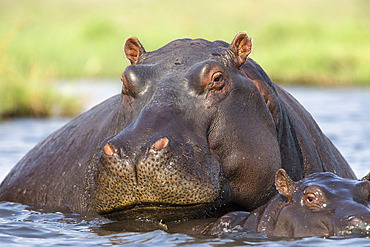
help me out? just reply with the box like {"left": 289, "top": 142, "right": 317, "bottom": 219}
{"left": 0, "top": 24, "right": 81, "bottom": 119}
{"left": 0, "top": 0, "right": 369, "bottom": 118}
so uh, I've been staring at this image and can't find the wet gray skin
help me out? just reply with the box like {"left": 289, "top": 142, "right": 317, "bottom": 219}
{"left": 204, "top": 170, "right": 370, "bottom": 238}
{"left": 0, "top": 33, "right": 356, "bottom": 223}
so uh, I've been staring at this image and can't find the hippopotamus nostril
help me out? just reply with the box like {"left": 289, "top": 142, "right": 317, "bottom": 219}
{"left": 153, "top": 137, "right": 169, "bottom": 151}
{"left": 103, "top": 143, "right": 115, "bottom": 156}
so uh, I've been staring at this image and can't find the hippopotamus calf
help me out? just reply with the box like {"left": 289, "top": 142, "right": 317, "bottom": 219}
{"left": 204, "top": 170, "right": 370, "bottom": 237}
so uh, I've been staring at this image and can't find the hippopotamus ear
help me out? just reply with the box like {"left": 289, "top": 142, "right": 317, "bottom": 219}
{"left": 124, "top": 37, "right": 146, "bottom": 65}
{"left": 361, "top": 172, "right": 370, "bottom": 181}
{"left": 275, "top": 169, "right": 295, "bottom": 200}
{"left": 229, "top": 32, "right": 252, "bottom": 68}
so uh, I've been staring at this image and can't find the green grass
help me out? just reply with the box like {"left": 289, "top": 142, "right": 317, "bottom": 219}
{"left": 0, "top": 24, "right": 81, "bottom": 119}
{"left": 0, "top": 0, "right": 369, "bottom": 118}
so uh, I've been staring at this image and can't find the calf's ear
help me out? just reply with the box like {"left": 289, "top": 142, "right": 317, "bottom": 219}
{"left": 124, "top": 37, "right": 146, "bottom": 65}
{"left": 229, "top": 32, "right": 252, "bottom": 68}
{"left": 275, "top": 169, "right": 295, "bottom": 200}
{"left": 361, "top": 171, "right": 370, "bottom": 181}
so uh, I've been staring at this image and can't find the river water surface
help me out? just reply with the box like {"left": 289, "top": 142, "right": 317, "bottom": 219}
{"left": 0, "top": 84, "right": 369, "bottom": 246}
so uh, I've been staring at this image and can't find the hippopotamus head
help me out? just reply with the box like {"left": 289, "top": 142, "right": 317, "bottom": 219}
{"left": 202, "top": 170, "right": 370, "bottom": 238}
{"left": 270, "top": 169, "right": 370, "bottom": 237}
{"left": 90, "top": 33, "right": 281, "bottom": 221}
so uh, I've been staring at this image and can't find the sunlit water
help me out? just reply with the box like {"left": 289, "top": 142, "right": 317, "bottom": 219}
{"left": 0, "top": 85, "right": 369, "bottom": 246}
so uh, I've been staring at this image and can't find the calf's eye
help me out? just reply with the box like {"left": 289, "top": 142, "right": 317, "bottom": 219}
{"left": 306, "top": 194, "right": 315, "bottom": 202}
{"left": 303, "top": 192, "right": 325, "bottom": 211}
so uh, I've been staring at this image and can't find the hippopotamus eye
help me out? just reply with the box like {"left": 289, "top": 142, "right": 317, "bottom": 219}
{"left": 121, "top": 65, "right": 146, "bottom": 97}
{"left": 304, "top": 192, "right": 323, "bottom": 210}
{"left": 187, "top": 60, "right": 228, "bottom": 99}
{"left": 306, "top": 194, "right": 316, "bottom": 202}
{"left": 209, "top": 72, "right": 225, "bottom": 90}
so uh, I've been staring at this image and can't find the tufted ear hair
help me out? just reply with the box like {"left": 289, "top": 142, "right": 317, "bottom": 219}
{"left": 229, "top": 32, "right": 252, "bottom": 68}
{"left": 275, "top": 169, "right": 295, "bottom": 200}
{"left": 124, "top": 37, "right": 146, "bottom": 65}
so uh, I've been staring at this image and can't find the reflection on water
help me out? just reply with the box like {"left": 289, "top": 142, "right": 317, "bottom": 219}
{"left": 0, "top": 86, "right": 369, "bottom": 246}
{"left": 0, "top": 118, "right": 69, "bottom": 182}
{"left": 288, "top": 87, "right": 370, "bottom": 179}
{"left": 0, "top": 201, "right": 369, "bottom": 247}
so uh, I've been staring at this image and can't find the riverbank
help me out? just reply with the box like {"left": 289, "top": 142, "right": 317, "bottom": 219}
{"left": 1, "top": 0, "right": 369, "bottom": 85}
{"left": 0, "top": 48, "right": 82, "bottom": 120}
{"left": 0, "top": 0, "right": 369, "bottom": 118}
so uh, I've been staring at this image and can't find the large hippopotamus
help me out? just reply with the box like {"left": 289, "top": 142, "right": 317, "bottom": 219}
{"left": 0, "top": 33, "right": 356, "bottom": 222}
{"left": 202, "top": 170, "right": 370, "bottom": 237}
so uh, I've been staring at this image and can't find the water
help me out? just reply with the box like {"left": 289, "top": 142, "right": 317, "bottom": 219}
{"left": 0, "top": 85, "right": 369, "bottom": 246}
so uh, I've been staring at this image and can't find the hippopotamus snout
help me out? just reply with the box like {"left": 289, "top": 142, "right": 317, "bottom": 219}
{"left": 103, "top": 136, "right": 169, "bottom": 160}
{"left": 333, "top": 180, "right": 370, "bottom": 235}
{"left": 101, "top": 109, "right": 175, "bottom": 165}
{"left": 338, "top": 215, "right": 370, "bottom": 235}
{"left": 100, "top": 109, "right": 205, "bottom": 171}
{"left": 91, "top": 111, "right": 227, "bottom": 220}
